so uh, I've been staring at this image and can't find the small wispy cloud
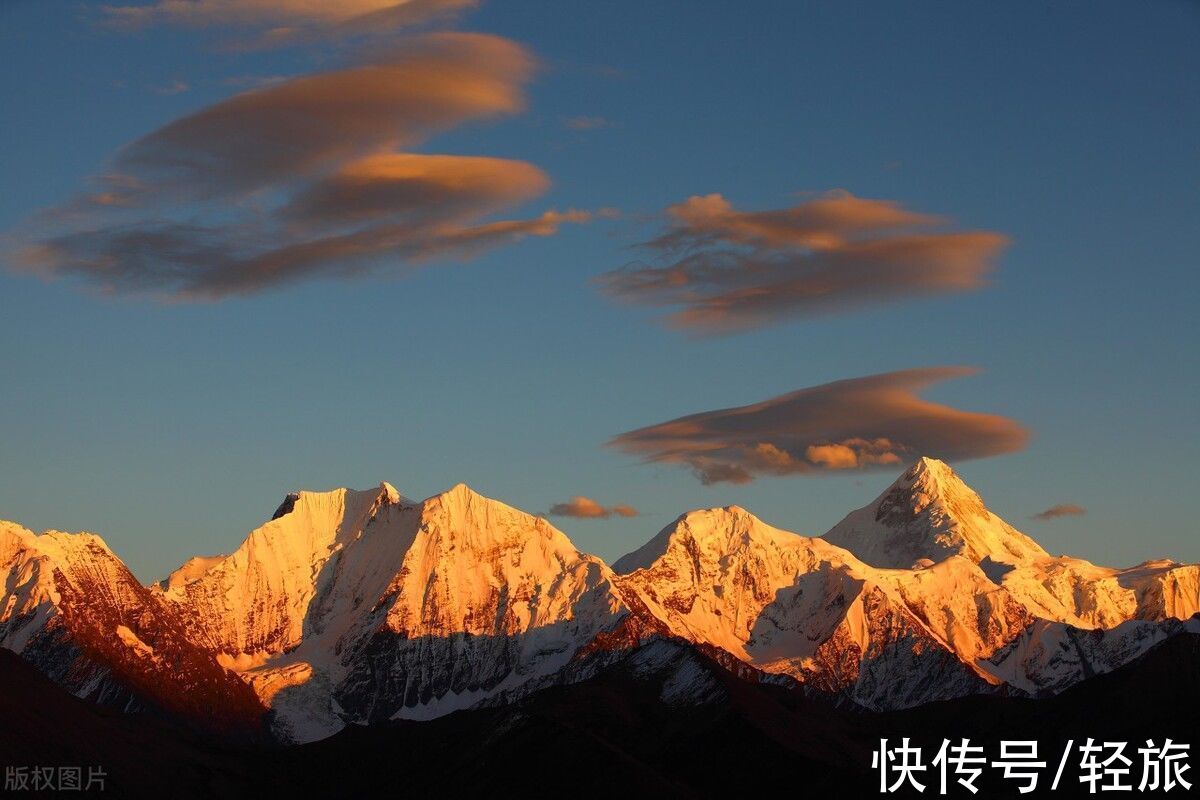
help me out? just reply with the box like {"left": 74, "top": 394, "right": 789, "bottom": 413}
{"left": 152, "top": 79, "right": 190, "bottom": 95}
{"left": 1032, "top": 504, "right": 1086, "bottom": 520}
{"left": 547, "top": 496, "right": 639, "bottom": 519}
{"left": 222, "top": 74, "right": 289, "bottom": 89}
{"left": 563, "top": 116, "right": 610, "bottom": 131}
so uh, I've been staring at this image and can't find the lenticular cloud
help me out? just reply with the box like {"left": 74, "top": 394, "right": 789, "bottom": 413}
{"left": 609, "top": 366, "right": 1028, "bottom": 484}
{"left": 598, "top": 191, "right": 1008, "bottom": 334}
{"left": 10, "top": 33, "right": 588, "bottom": 299}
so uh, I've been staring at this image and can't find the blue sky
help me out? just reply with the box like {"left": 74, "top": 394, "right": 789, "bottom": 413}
{"left": 1, "top": 0, "right": 1197, "bottom": 580}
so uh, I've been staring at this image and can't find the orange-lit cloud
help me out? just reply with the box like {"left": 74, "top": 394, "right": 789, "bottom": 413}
{"left": 547, "top": 497, "right": 640, "bottom": 519}
{"left": 597, "top": 191, "right": 1008, "bottom": 334}
{"left": 1032, "top": 504, "right": 1086, "bottom": 520}
{"left": 103, "top": 0, "right": 475, "bottom": 42}
{"left": 118, "top": 33, "right": 532, "bottom": 196}
{"left": 11, "top": 33, "right": 590, "bottom": 298}
{"left": 805, "top": 439, "right": 903, "bottom": 470}
{"left": 281, "top": 153, "right": 550, "bottom": 226}
{"left": 609, "top": 367, "right": 1028, "bottom": 484}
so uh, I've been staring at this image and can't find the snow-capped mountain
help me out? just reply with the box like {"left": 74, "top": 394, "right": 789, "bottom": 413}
{"left": 824, "top": 458, "right": 1200, "bottom": 632}
{"left": 611, "top": 505, "right": 1030, "bottom": 709}
{"left": 153, "top": 482, "right": 630, "bottom": 742}
{"left": 0, "top": 521, "right": 263, "bottom": 732}
{"left": 1, "top": 457, "right": 1196, "bottom": 744}
{"left": 816, "top": 457, "right": 1200, "bottom": 695}
{"left": 824, "top": 457, "right": 1049, "bottom": 569}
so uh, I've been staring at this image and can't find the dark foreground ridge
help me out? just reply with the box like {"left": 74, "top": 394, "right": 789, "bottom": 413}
{"left": 2, "top": 631, "right": 1197, "bottom": 799}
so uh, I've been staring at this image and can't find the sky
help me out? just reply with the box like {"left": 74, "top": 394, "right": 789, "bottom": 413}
{"left": 1, "top": 0, "right": 1197, "bottom": 581}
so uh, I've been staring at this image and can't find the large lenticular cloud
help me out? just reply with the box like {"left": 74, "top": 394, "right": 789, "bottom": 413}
{"left": 10, "top": 32, "right": 589, "bottom": 299}
{"left": 609, "top": 367, "right": 1028, "bottom": 484}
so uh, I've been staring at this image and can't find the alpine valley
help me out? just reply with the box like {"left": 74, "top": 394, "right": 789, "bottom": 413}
{"left": 3, "top": 458, "right": 1198, "bottom": 797}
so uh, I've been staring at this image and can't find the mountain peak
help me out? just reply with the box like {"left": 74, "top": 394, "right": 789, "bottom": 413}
{"left": 1, "top": 524, "right": 117, "bottom": 564}
{"left": 683, "top": 505, "right": 778, "bottom": 541}
{"left": 878, "top": 457, "right": 993, "bottom": 527}
{"left": 823, "top": 458, "right": 1047, "bottom": 569}
{"left": 681, "top": 504, "right": 756, "bottom": 526}
{"left": 911, "top": 454, "right": 954, "bottom": 477}
{"left": 612, "top": 504, "right": 791, "bottom": 574}
{"left": 412, "top": 483, "right": 578, "bottom": 557}
{"left": 424, "top": 482, "right": 496, "bottom": 512}
{"left": 271, "top": 492, "right": 302, "bottom": 520}
{"left": 900, "top": 456, "right": 968, "bottom": 495}
{"left": 378, "top": 481, "right": 402, "bottom": 505}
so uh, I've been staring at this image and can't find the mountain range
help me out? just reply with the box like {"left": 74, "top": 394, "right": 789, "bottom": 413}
{"left": 2, "top": 457, "right": 1197, "bottom": 745}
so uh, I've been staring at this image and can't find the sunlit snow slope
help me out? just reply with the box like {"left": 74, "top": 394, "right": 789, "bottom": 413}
{"left": 2, "top": 457, "right": 1196, "bottom": 743}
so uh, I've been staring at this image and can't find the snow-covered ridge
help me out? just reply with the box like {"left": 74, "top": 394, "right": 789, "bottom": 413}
{"left": 1, "top": 458, "right": 1196, "bottom": 743}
